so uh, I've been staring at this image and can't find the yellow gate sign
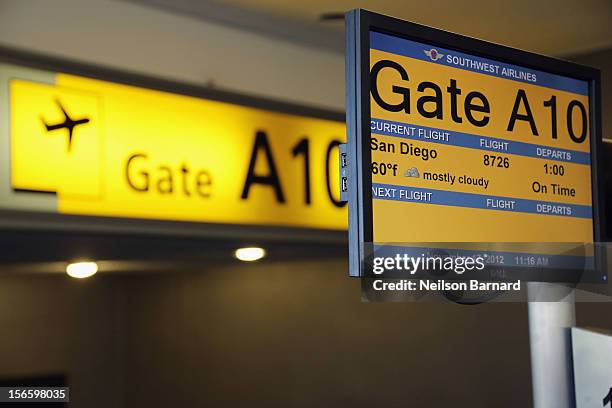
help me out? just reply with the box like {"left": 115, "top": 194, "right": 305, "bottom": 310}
{"left": 3, "top": 64, "right": 346, "bottom": 231}
{"left": 345, "top": 10, "right": 603, "bottom": 279}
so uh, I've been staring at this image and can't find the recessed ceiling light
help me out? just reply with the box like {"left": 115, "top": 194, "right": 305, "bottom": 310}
{"left": 234, "top": 247, "right": 266, "bottom": 262}
{"left": 66, "top": 261, "right": 98, "bottom": 279}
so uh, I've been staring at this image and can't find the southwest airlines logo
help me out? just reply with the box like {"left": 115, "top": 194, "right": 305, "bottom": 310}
{"left": 10, "top": 79, "right": 103, "bottom": 199}
{"left": 424, "top": 48, "right": 444, "bottom": 62}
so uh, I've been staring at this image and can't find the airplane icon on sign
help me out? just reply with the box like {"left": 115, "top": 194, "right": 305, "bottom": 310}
{"left": 41, "top": 99, "right": 91, "bottom": 152}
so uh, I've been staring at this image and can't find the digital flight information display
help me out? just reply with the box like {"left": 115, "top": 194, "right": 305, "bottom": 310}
{"left": 369, "top": 31, "right": 593, "bottom": 244}
{"left": 349, "top": 23, "right": 603, "bottom": 282}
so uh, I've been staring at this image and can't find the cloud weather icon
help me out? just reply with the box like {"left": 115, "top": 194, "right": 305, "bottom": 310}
{"left": 404, "top": 167, "right": 420, "bottom": 178}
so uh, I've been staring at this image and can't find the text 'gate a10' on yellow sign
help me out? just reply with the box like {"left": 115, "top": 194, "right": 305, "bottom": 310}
{"left": 368, "top": 32, "right": 593, "bottom": 243}
{"left": 344, "top": 10, "right": 603, "bottom": 278}
{"left": 7, "top": 67, "right": 346, "bottom": 230}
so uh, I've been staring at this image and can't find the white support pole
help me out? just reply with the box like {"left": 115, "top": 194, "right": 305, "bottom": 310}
{"left": 528, "top": 282, "right": 576, "bottom": 408}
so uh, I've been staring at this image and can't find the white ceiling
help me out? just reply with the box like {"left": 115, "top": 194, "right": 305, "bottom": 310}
{"left": 126, "top": 0, "right": 612, "bottom": 57}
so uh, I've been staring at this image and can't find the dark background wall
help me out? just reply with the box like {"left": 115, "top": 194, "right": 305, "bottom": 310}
{"left": 0, "top": 260, "right": 532, "bottom": 407}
